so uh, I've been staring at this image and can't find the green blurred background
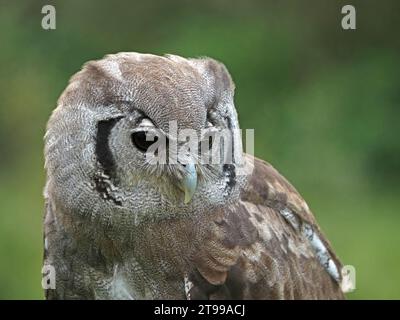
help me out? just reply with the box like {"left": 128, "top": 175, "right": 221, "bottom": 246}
{"left": 0, "top": 0, "right": 399, "bottom": 299}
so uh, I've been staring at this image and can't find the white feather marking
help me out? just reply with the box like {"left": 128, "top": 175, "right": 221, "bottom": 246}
{"left": 279, "top": 208, "right": 340, "bottom": 282}
{"left": 280, "top": 208, "right": 300, "bottom": 230}
{"left": 184, "top": 275, "right": 193, "bottom": 300}
{"left": 110, "top": 264, "right": 134, "bottom": 300}
{"left": 301, "top": 223, "right": 340, "bottom": 281}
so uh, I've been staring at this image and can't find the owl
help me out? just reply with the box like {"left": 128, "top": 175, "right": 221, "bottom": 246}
{"left": 43, "top": 52, "right": 345, "bottom": 299}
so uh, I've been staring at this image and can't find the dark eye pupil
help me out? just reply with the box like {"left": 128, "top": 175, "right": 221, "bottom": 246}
{"left": 131, "top": 131, "right": 158, "bottom": 152}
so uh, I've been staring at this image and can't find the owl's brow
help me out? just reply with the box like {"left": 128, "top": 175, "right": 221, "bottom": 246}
{"left": 130, "top": 108, "right": 157, "bottom": 127}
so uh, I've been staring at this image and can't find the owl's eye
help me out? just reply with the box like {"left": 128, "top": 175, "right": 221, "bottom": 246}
{"left": 131, "top": 131, "right": 158, "bottom": 152}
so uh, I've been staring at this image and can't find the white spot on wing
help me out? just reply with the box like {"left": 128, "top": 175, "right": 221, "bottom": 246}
{"left": 280, "top": 208, "right": 300, "bottom": 230}
{"left": 301, "top": 223, "right": 340, "bottom": 281}
{"left": 279, "top": 208, "right": 340, "bottom": 282}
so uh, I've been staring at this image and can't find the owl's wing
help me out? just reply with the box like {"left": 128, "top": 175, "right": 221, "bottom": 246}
{"left": 187, "top": 155, "right": 345, "bottom": 299}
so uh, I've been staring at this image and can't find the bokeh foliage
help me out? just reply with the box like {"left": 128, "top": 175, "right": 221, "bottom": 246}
{"left": 0, "top": 0, "right": 399, "bottom": 299}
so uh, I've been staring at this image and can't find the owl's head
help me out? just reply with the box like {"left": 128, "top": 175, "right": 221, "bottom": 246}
{"left": 44, "top": 53, "right": 247, "bottom": 227}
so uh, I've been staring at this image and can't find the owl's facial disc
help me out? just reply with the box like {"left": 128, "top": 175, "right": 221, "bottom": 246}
{"left": 107, "top": 108, "right": 240, "bottom": 210}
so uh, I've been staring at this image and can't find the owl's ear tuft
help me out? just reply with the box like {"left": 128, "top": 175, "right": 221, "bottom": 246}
{"left": 190, "top": 57, "right": 235, "bottom": 104}
{"left": 204, "top": 58, "right": 235, "bottom": 93}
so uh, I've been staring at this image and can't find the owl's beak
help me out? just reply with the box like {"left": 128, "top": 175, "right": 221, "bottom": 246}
{"left": 178, "top": 163, "right": 197, "bottom": 204}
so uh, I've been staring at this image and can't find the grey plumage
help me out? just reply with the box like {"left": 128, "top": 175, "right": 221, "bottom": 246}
{"left": 43, "top": 52, "right": 344, "bottom": 299}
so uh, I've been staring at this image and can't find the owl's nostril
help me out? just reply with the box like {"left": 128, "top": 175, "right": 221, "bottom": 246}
{"left": 177, "top": 159, "right": 188, "bottom": 168}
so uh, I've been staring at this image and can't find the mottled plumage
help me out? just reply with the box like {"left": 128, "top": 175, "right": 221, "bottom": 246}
{"left": 43, "top": 52, "right": 344, "bottom": 299}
